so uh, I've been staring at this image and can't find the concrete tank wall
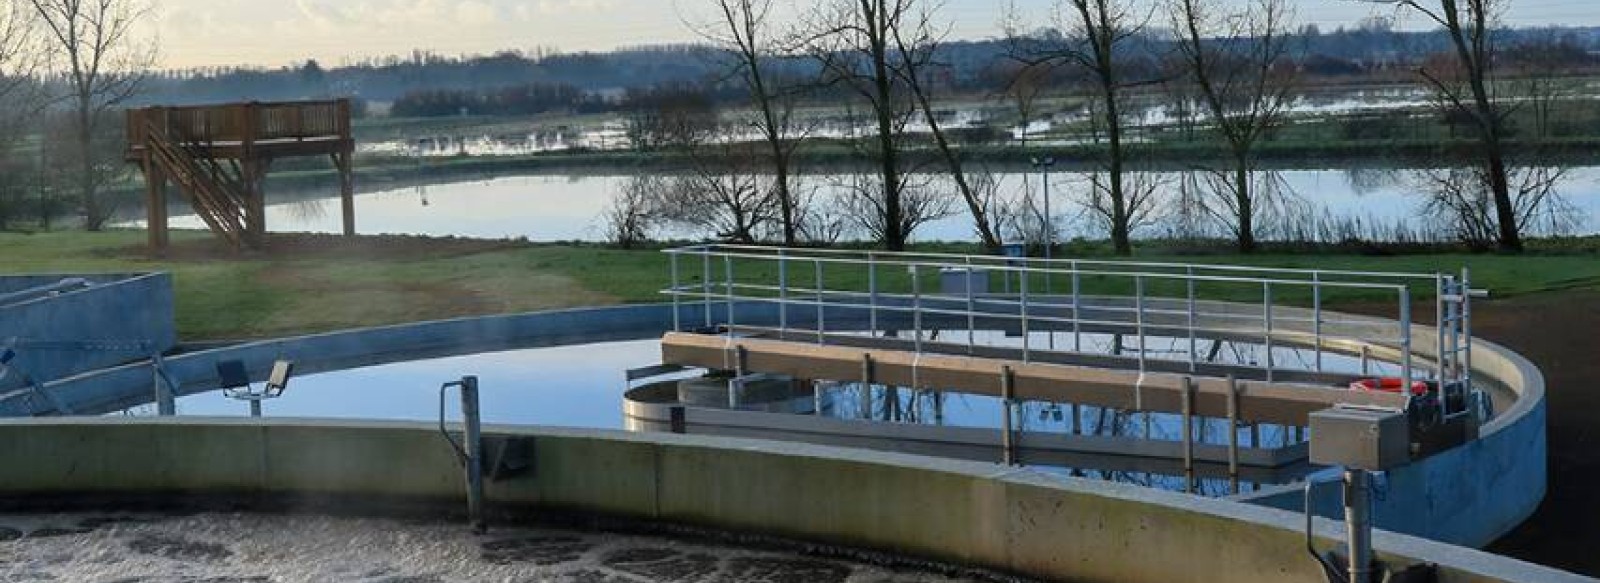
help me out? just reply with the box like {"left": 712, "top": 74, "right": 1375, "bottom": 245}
{"left": 0, "top": 418, "right": 1585, "bottom": 583}
{"left": 0, "top": 273, "right": 175, "bottom": 395}
{"left": 0, "top": 300, "right": 1550, "bottom": 553}
{"left": 1236, "top": 336, "right": 1548, "bottom": 548}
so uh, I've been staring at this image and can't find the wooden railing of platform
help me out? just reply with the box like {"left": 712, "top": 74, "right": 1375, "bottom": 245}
{"left": 127, "top": 99, "right": 356, "bottom": 250}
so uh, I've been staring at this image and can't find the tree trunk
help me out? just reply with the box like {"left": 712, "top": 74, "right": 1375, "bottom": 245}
{"left": 1235, "top": 164, "right": 1256, "bottom": 253}
{"left": 912, "top": 82, "right": 1000, "bottom": 251}
{"left": 1103, "top": 73, "right": 1132, "bottom": 256}
{"left": 77, "top": 98, "right": 100, "bottom": 232}
{"left": 870, "top": 22, "right": 905, "bottom": 251}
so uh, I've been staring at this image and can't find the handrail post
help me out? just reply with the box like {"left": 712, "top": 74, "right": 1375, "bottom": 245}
{"left": 1313, "top": 271, "right": 1324, "bottom": 373}
{"left": 816, "top": 259, "right": 826, "bottom": 345}
{"left": 966, "top": 257, "right": 977, "bottom": 354}
{"left": 701, "top": 248, "right": 712, "bottom": 328}
{"left": 1136, "top": 276, "right": 1147, "bottom": 374}
{"left": 912, "top": 264, "right": 923, "bottom": 354}
{"left": 1020, "top": 270, "right": 1031, "bottom": 364}
{"left": 1187, "top": 266, "right": 1198, "bottom": 372}
{"left": 670, "top": 252, "right": 681, "bottom": 332}
{"left": 725, "top": 254, "right": 735, "bottom": 329}
{"left": 1400, "top": 287, "right": 1413, "bottom": 394}
{"left": 1462, "top": 267, "right": 1475, "bottom": 406}
{"left": 1263, "top": 282, "right": 1275, "bottom": 382}
{"left": 1071, "top": 260, "right": 1082, "bottom": 353}
{"left": 868, "top": 252, "right": 879, "bottom": 337}
{"left": 778, "top": 249, "right": 789, "bottom": 333}
{"left": 1435, "top": 274, "right": 1446, "bottom": 381}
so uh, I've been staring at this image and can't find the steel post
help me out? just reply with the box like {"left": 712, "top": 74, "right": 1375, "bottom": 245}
{"left": 461, "top": 376, "right": 485, "bottom": 533}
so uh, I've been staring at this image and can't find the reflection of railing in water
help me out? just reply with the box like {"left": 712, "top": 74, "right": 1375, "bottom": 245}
{"left": 662, "top": 244, "right": 1483, "bottom": 419}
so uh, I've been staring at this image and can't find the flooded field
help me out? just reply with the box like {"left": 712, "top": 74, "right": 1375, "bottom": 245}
{"left": 120, "top": 167, "right": 1600, "bottom": 243}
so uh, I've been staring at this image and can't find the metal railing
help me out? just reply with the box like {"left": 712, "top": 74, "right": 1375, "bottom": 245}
{"left": 663, "top": 245, "right": 1480, "bottom": 405}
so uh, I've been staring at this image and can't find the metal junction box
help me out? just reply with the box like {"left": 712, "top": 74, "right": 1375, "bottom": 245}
{"left": 1310, "top": 406, "right": 1411, "bottom": 471}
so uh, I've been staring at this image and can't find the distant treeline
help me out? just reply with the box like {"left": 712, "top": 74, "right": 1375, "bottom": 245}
{"left": 133, "top": 24, "right": 1600, "bottom": 107}
{"left": 390, "top": 83, "right": 611, "bottom": 117}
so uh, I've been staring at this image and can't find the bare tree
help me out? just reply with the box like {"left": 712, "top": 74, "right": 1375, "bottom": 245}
{"left": 834, "top": 170, "right": 955, "bottom": 243}
{"left": 30, "top": 0, "right": 154, "bottom": 231}
{"left": 0, "top": 0, "right": 44, "bottom": 228}
{"left": 621, "top": 83, "right": 720, "bottom": 151}
{"left": 655, "top": 143, "right": 781, "bottom": 243}
{"left": 1503, "top": 32, "right": 1586, "bottom": 140}
{"left": 1009, "top": 0, "right": 1155, "bottom": 255}
{"left": 603, "top": 175, "right": 662, "bottom": 249}
{"left": 1415, "top": 165, "right": 1575, "bottom": 249}
{"left": 806, "top": 0, "right": 922, "bottom": 250}
{"left": 887, "top": 3, "right": 1003, "bottom": 250}
{"left": 997, "top": 60, "right": 1050, "bottom": 147}
{"left": 1366, "top": 0, "right": 1520, "bottom": 251}
{"left": 697, "top": 0, "right": 808, "bottom": 245}
{"left": 1168, "top": 0, "right": 1298, "bottom": 252}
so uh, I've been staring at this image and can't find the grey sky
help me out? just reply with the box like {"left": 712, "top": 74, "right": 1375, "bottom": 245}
{"left": 152, "top": 0, "right": 1595, "bottom": 69}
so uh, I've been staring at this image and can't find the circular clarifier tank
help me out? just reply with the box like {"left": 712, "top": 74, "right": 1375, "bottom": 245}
{"left": 0, "top": 512, "right": 997, "bottom": 583}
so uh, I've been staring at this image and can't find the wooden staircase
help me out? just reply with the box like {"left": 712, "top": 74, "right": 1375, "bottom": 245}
{"left": 142, "top": 123, "right": 251, "bottom": 248}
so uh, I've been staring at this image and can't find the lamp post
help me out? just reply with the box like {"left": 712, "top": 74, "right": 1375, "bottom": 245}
{"left": 1031, "top": 156, "right": 1057, "bottom": 294}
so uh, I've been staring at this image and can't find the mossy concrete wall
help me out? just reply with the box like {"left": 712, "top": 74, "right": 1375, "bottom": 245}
{"left": 0, "top": 418, "right": 1585, "bottom": 583}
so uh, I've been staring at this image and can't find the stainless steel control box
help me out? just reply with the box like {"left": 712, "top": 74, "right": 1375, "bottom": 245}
{"left": 1309, "top": 406, "right": 1411, "bottom": 471}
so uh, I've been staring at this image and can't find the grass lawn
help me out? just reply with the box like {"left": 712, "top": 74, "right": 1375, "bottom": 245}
{"left": 4, "top": 230, "right": 1598, "bottom": 341}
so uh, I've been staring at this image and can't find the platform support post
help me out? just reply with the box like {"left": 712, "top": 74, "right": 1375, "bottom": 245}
{"left": 338, "top": 99, "right": 357, "bottom": 237}
{"left": 143, "top": 155, "right": 169, "bottom": 251}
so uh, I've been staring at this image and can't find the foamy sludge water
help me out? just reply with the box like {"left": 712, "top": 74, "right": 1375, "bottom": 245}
{"left": 0, "top": 513, "right": 993, "bottom": 583}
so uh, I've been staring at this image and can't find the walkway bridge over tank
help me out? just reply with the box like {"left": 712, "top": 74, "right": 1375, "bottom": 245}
{"left": 641, "top": 245, "right": 1489, "bottom": 492}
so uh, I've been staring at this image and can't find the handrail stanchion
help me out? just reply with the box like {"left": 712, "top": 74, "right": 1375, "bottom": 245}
{"left": 1136, "top": 276, "right": 1147, "bottom": 374}
{"left": 966, "top": 257, "right": 977, "bottom": 354}
{"left": 778, "top": 249, "right": 789, "bottom": 333}
{"left": 868, "top": 252, "right": 879, "bottom": 337}
{"left": 912, "top": 264, "right": 924, "bottom": 353}
{"left": 1400, "top": 287, "right": 1414, "bottom": 393}
{"left": 1071, "top": 260, "right": 1082, "bottom": 353}
{"left": 670, "top": 252, "right": 681, "bottom": 332}
{"left": 1263, "top": 282, "right": 1275, "bottom": 382}
{"left": 815, "top": 260, "right": 826, "bottom": 345}
{"left": 701, "top": 248, "right": 712, "bottom": 328}
{"left": 1020, "top": 270, "right": 1032, "bottom": 364}
{"left": 724, "top": 254, "right": 735, "bottom": 330}
{"left": 1313, "top": 271, "right": 1324, "bottom": 373}
{"left": 1187, "top": 266, "right": 1198, "bottom": 372}
{"left": 1435, "top": 274, "right": 1446, "bottom": 381}
{"left": 1462, "top": 267, "right": 1475, "bottom": 404}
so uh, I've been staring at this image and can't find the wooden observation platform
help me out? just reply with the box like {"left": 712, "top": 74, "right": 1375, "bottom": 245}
{"left": 126, "top": 99, "right": 357, "bottom": 250}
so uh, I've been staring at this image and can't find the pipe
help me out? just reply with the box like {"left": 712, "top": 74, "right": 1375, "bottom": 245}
{"left": 1345, "top": 469, "right": 1373, "bottom": 583}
